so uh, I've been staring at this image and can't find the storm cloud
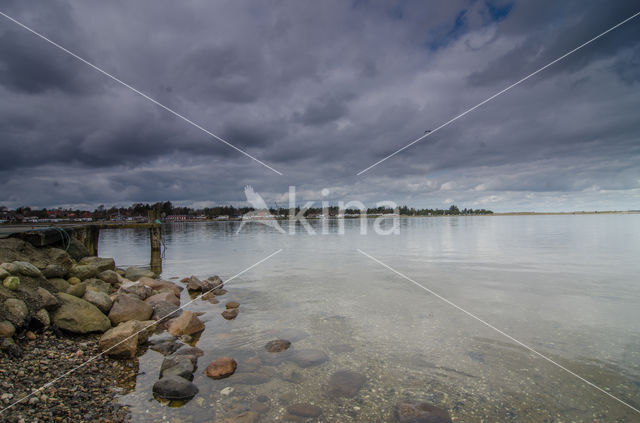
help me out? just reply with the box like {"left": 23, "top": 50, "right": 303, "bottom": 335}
{"left": 0, "top": 0, "right": 639, "bottom": 211}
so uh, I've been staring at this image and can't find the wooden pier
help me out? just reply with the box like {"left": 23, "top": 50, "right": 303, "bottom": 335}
{"left": 0, "top": 222, "right": 163, "bottom": 264}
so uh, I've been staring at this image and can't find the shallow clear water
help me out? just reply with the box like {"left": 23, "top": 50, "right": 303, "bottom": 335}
{"left": 98, "top": 215, "right": 640, "bottom": 422}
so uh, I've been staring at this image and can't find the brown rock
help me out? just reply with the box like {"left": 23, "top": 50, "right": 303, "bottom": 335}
{"left": 108, "top": 294, "right": 153, "bottom": 325}
{"left": 167, "top": 310, "right": 205, "bottom": 337}
{"left": 225, "top": 301, "right": 240, "bottom": 309}
{"left": 394, "top": 401, "right": 452, "bottom": 423}
{"left": 97, "top": 270, "right": 119, "bottom": 285}
{"left": 0, "top": 320, "right": 15, "bottom": 337}
{"left": 121, "top": 283, "right": 152, "bottom": 300}
{"left": 79, "top": 257, "right": 116, "bottom": 273}
{"left": 221, "top": 308, "right": 239, "bottom": 320}
{"left": 139, "top": 277, "right": 182, "bottom": 297}
{"left": 98, "top": 320, "right": 156, "bottom": 358}
{"left": 202, "top": 291, "right": 220, "bottom": 304}
{"left": 145, "top": 291, "right": 180, "bottom": 307}
{"left": 205, "top": 356, "right": 237, "bottom": 379}
{"left": 36, "top": 287, "right": 60, "bottom": 310}
{"left": 265, "top": 339, "right": 291, "bottom": 353}
{"left": 212, "top": 288, "right": 227, "bottom": 296}
{"left": 186, "top": 276, "right": 203, "bottom": 291}
{"left": 287, "top": 403, "right": 322, "bottom": 418}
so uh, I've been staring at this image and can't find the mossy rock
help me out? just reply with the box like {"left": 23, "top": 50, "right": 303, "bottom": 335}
{"left": 2, "top": 276, "right": 20, "bottom": 291}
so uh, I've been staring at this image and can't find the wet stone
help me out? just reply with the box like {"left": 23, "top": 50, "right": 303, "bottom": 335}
{"left": 222, "top": 308, "right": 239, "bottom": 320}
{"left": 232, "top": 367, "right": 275, "bottom": 385}
{"left": 152, "top": 375, "right": 199, "bottom": 401}
{"left": 225, "top": 301, "right": 240, "bottom": 309}
{"left": 265, "top": 339, "right": 291, "bottom": 353}
{"left": 287, "top": 403, "right": 323, "bottom": 418}
{"left": 160, "top": 355, "right": 197, "bottom": 381}
{"left": 394, "top": 400, "right": 453, "bottom": 423}
{"left": 290, "top": 349, "right": 328, "bottom": 368}
{"left": 205, "top": 357, "right": 237, "bottom": 379}
{"left": 328, "top": 370, "right": 366, "bottom": 398}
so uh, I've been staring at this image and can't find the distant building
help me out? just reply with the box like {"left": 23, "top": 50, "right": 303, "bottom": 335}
{"left": 166, "top": 215, "right": 188, "bottom": 221}
{"left": 216, "top": 215, "right": 229, "bottom": 220}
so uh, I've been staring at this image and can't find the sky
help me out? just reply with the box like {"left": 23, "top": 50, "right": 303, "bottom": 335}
{"left": 0, "top": 0, "right": 639, "bottom": 212}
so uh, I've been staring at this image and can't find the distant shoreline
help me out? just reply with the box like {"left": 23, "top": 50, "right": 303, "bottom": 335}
{"left": 488, "top": 211, "right": 640, "bottom": 216}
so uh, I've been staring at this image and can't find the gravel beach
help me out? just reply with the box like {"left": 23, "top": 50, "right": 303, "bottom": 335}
{"left": 0, "top": 330, "right": 134, "bottom": 422}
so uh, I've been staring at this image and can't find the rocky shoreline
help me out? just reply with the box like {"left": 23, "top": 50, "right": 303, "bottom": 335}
{"left": 0, "top": 236, "right": 454, "bottom": 422}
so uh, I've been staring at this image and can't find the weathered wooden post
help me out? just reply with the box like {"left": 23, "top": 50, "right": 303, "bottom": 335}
{"left": 76, "top": 225, "right": 99, "bottom": 256}
{"left": 149, "top": 224, "right": 162, "bottom": 276}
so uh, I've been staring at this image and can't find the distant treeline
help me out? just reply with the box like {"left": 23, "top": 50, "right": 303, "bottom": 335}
{"left": 2, "top": 202, "right": 492, "bottom": 219}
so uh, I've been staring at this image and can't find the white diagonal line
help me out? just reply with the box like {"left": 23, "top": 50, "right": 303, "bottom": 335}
{"left": 0, "top": 11, "right": 283, "bottom": 176}
{"left": 356, "top": 11, "right": 640, "bottom": 175}
{"left": 0, "top": 248, "right": 282, "bottom": 415}
{"left": 357, "top": 248, "right": 640, "bottom": 415}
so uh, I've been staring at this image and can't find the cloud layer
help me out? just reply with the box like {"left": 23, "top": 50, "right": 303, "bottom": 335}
{"left": 1, "top": 0, "right": 639, "bottom": 211}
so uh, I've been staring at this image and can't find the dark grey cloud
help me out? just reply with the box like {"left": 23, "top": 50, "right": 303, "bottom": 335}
{"left": 0, "top": 0, "right": 639, "bottom": 212}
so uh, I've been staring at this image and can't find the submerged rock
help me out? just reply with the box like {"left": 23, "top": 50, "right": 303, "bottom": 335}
{"left": 265, "top": 339, "right": 291, "bottom": 353}
{"left": 152, "top": 375, "right": 198, "bottom": 401}
{"left": 290, "top": 349, "right": 328, "bottom": 368}
{"left": 214, "top": 411, "right": 259, "bottom": 423}
{"left": 225, "top": 301, "right": 240, "bottom": 309}
{"left": 160, "top": 355, "right": 197, "bottom": 380}
{"left": 394, "top": 400, "right": 452, "bottom": 423}
{"left": 205, "top": 356, "right": 237, "bottom": 379}
{"left": 51, "top": 293, "right": 111, "bottom": 333}
{"left": 221, "top": 308, "right": 239, "bottom": 320}
{"left": 232, "top": 366, "right": 275, "bottom": 385}
{"left": 287, "top": 403, "right": 323, "bottom": 418}
{"left": 328, "top": 370, "right": 366, "bottom": 398}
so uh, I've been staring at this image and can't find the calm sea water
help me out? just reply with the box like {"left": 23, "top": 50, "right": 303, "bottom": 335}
{"left": 98, "top": 215, "right": 640, "bottom": 422}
